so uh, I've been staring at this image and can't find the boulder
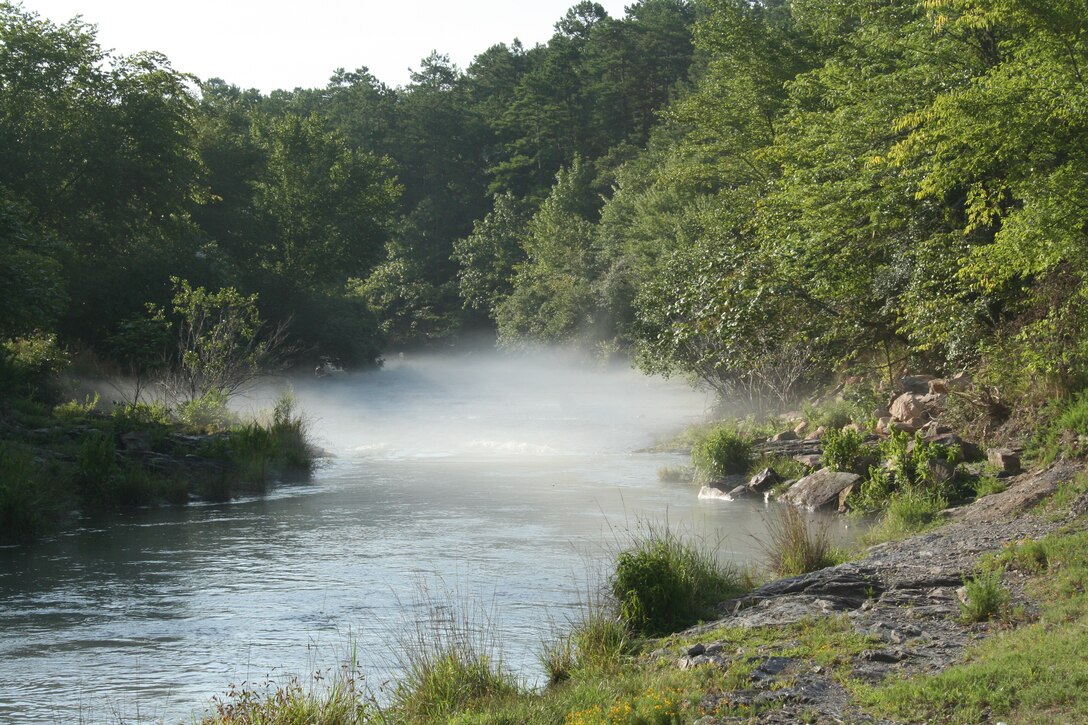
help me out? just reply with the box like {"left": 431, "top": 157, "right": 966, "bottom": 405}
{"left": 771, "top": 430, "right": 799, "bottom": 442}
{"left": 888, "top": 420, "right": 919, "bottom": 434}
{"left": 806, "top": 425, "right": 828, "bottom": 440}
{"left": 793, "top": 420, "right": 808, "bottom": 436}
{"left": 748, "top": 467, "right": 781, "bottom": 492}
{"left": 794, "top": 453, "right": 823, "bottom": 468}
{"left": 987, "top": 447, "right": 1021, "bottom": 474}
{"left": 698, "top": 486, "right": 730, "bottom": 501}
{"left": 926, "top": 458, "right": 957, "bottom": 485}
{"left": 726, "top": 485, "right": 753, "bottom": 500}
{"left": 890, "top": 393, "right": 927, "bottom": 425}
{"left": 778, "top": 468, "right": 862, "bottom": 511}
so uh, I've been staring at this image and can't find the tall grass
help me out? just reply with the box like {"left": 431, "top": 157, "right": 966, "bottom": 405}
{"left": 203, "top": 661, "right": 373, "bottom": 724}
{"left": 391, "top": 586, "right": 519, "bottom": 721}
{"left": 611, "top": 525, "right": 745, "bottom": 636}
{"left": 760, "top": 506, "right": 841, "bottom": 577}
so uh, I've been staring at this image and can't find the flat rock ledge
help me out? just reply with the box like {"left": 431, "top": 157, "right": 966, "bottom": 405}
{"left": 667, "top": 460, "right": 1086, "bottom": 724}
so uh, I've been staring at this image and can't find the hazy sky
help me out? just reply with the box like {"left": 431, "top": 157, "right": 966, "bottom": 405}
{"left": 18, "top": 0, "right": 632, "bottom": 92}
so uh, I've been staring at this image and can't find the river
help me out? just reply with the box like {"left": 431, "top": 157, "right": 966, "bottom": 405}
{"left": 0, "top": 351, "right": 844, "bottom": 724}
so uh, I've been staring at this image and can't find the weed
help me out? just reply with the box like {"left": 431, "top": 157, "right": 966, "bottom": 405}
{"left": 865, "top": 485, "right": 948, "bottom": 542}
{"left": 749, "top": 452, "right": 809, "bottom": 480}
{"left": 973, "top": 474, "right": 1007, "bottom": 498}
{"left": 0, "top": 444, "right": 62, "bottom": 544}
{"left": 760, "top": 506, "right": 842, "bottom": 577}
{"left": 75, "top": 432, "right": 118, "bottom": 503}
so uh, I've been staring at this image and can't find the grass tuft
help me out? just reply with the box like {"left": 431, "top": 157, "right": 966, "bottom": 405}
{"left": 761, "top": 506, "right": 842, "bottom": 577}
{"left": 611, "top": 525, "right": 744, "bottom": 636}
{"left": 959, "top": 570, "right": 1010, "bottom": 623}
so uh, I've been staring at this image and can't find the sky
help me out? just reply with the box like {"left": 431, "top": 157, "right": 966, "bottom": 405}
{"left": 18, "top": 0, "right": 632, "bottom": 92}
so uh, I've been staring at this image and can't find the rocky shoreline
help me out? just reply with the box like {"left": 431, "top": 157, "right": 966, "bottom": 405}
{"left": 667, "top": 460, "right": 1085, "bottom": 723}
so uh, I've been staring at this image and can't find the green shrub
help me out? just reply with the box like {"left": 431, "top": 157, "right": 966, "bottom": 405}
{"left": 973, "top": 474, "right": 1007, "bottom": 498}
{"left": 849, "top": 466, "right": 896, "bottom": 514}
{"left": 0, "top": 333, "right": 69, "bottom": 400}
{"left": 959, "top": 570, "right": 1010, "bottom": 623}
{"left": 611, "top": 527, "right": 743, "bottom": 635}
{"left": 749, "top": 452, "right": 810, "bottom": 480}
{"left": 822, "top": 428, "right": 864, "bottom": 472}
{"left": 762, "top": 506, "right": 842, "bottom": 577}
{"left": 111, "top": 401, "right": 171, "bottom": 431}
{"left": 692, "top": 426, "right": 752, "bottom": 479}
{"left": 803, "top": 398, "right": 855, "bottom": 431}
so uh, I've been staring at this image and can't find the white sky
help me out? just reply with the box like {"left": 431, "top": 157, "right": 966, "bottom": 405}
{"left": 18, "top": 0, "right": 631, "bottom": 91}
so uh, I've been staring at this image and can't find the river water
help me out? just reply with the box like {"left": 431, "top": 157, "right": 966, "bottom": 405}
{"left": 0, "top": 351, "right": 845, "bottom": 724}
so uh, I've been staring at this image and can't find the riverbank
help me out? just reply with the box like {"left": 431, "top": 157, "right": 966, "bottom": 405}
{"left": 196, "top": 458, "right": 1088, "bottom": 724}
{"left": 0, "top": 390, "right": 315, "bottom": 544}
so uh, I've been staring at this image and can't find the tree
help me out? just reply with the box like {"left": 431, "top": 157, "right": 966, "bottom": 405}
{"left": 152, "top": 278, "right": 286, "bottom": 404}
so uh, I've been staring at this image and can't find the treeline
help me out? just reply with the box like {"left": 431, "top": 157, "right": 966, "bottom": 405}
{"left": 479, "top": 0, "right": 1088, "bottom": 416}
{"left": 4, "top": 0, "right": 1088, "bottom": 416}
{"left": 0, "top": 0, "right": 695, "bottom": 375}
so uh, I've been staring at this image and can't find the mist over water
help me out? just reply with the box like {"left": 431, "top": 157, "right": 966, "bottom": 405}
{"left": 0, "top": 350, "right": 832, "bottom": 724}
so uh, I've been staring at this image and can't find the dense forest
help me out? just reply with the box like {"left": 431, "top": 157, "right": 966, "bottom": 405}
{"left": 3, "top": 0, "right": 1087, "bottom": 416}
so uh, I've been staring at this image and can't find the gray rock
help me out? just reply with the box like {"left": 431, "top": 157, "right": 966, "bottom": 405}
{"left": 779, "top": 468, "right": 862, "bottom": 511}
{"left": 687, "top": 643, "right": 705, "bottom": 656}
{"left": 987, "top": 447, "right": 1021, "bottom": 474}
{"left": 771, "top": 430, "right": 799, "bottom": 442}
{"left": 747, "top": 467, "right": 781, "bottom": 492}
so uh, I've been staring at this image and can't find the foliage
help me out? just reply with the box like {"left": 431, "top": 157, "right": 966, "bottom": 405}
{"left": 177, "top": 390, "right": 236, "bottom": 432}
{"left": 691, "top": 425, "right": 752, "bottom": 480}
{"left": 204, "top": 666, "right": 372, "bottom": 724}
{"left": 610, "top": 526, "right": 743, "bottom": 636}
{"left": 822, "top": 428, "right": 864, "bottom": 473}
{"left": 153, "top": 278, "right": 286, "bottom": 404}
{"left": 761, "top": 506, "right": 842, "bottom": 577}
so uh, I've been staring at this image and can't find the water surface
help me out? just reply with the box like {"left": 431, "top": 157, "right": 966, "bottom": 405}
{"left": 0, "top": 352, "right": 842, "bottom": 723}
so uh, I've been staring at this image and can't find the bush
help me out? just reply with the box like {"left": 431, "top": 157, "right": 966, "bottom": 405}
{"left": 822, "top": 428, "right": 864, "bottom": 472}
{"left": 761, "top": 506, "right": 841, "bottom": 577}
{"left": 959, "top": 570, "right": 1010, "bottom": 623}
{"left": 692, "top": 426, "right": 752, "bottom": 479}
{"left": 611, "top": 527, "right": 743, "bottom": 636}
